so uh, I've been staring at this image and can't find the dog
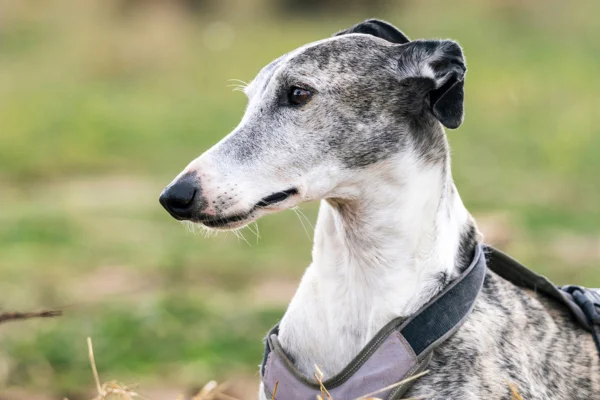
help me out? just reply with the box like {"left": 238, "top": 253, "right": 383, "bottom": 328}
{"left": 160, "top": 19, "right": 599, "bottom": 399}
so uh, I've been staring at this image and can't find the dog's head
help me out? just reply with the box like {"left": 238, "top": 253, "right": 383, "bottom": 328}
{"left": 159, "top": 19, "right": 466, "bottom": 229}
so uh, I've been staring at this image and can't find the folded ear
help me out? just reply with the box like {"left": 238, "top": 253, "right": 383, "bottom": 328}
{"left": 335, "top": 19, "right": 410, "bottom": 44}
{"left": 398, "top": 40, "right": 467, "bottom": 129}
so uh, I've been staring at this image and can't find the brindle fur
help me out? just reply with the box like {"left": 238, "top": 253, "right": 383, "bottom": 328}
{"left": 408, "top": 268, "right": 600, "bottom": 399}
{"left": 159, "top": 19, "right": 600, "bottom": 399}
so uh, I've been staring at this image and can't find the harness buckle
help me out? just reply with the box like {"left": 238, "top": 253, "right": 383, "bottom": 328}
{"left": 562, "top": 285, "right": 600, "bottom": 325}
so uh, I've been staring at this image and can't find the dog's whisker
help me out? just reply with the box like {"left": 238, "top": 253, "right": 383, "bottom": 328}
{"left": 253, "top": 221, "right": 260, "bottom": 239}
{"left": 238, "top": 228, "right": 251, "bottom": 246}
{"left": 247, "top": 221, "right": 261, "bottom": 244}
{"left": 181, "top": 220, "right": 197, "bottom": 235}
{"left": 226, "top": 86, "right": 247, "bottom": 94}
{"left": 226, "top": 78, "right": 248, "bottom": 93}
{"left": 198, "top": 224, "right": 208, "bottom": 238}
{"left": 227, "top": 78, "right": 248, "bottom": 85}
{"left": 204, "top": 225, "right": 219, "bottom": 238}
{"left": 292, "top": 207, "right": 311, "bottom": 241}
{"left": 295, "top": 206, "right": 314, "bottom": 232}
{"left": 232, "top": 227, "right": 251, "bottom": 246}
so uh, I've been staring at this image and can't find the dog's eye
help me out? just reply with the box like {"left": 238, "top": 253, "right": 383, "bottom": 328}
{"left": 288, "top": 86, "right": 311, "bottom": 106}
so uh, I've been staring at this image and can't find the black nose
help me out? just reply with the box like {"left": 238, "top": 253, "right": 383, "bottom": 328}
{"left": 159, "top": 176, "right": 198, "bottom": 220}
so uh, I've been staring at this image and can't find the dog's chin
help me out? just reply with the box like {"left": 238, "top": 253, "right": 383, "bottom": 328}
{"left": 199, "top": 216, "right": 255, "bottom": 231}
{"left": 198, "top": 203, "right": 298, "bottom": 231}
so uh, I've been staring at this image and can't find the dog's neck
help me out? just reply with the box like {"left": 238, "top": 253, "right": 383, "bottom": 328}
{"left": 278, "top": 151, "right": 478, "bottom": 376}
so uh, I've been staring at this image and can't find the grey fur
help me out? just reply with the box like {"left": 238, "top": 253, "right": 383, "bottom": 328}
{"left": 160, "top": 20, "right": 600, "bottom": 399}
{"left": 407, "top": 269, "right": 600, "bottom": 399}
{"left": 215, "top": 33, "right": 463, "bottom": 172}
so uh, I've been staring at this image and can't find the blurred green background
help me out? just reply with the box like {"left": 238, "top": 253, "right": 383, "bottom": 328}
{"left": 0, "top": 0, "right": 598, "bottom": 398}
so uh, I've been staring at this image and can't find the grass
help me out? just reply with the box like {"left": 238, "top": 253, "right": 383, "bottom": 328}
{"left": 0, "top": 0, "right": 599, "bottom": 398}
{"left": 83, "top": 337, "right": 241, "bottom": 399}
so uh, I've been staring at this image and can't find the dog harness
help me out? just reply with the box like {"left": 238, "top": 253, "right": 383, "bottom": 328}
{"left": 487, "top": 246, "right": 600, "bottom": 358}
{"left": 260, "top": 245, "right": 600, "bottom": 399}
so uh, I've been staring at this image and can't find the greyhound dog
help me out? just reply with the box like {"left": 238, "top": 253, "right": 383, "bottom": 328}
{"left": 160, "top": 20, "right": 599, "bottom": 399}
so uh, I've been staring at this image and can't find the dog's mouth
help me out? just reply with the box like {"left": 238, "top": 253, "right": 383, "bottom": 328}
{"left": 200, "top": 213, "right": 253, "bottom": 229}
{"left": 256, "top": 188, "right": 298, "bottom": 207}
{"left": 198, "top": 188, "right": 299, "bottom": 229}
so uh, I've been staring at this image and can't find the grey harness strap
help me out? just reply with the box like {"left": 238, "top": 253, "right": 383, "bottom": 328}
{"left": 260, "top": 245, "right": 600, "bottom": 399}
{"left": 260, "top": 244, "right": 487, "bottom": 400}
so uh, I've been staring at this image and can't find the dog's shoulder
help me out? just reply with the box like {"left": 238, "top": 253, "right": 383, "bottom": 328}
{"left": 406, "top": 270, "right": 600, "bottom": 399}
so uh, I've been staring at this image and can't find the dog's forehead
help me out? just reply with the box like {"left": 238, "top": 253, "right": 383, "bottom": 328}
{"left": 246, "top": 34, "right": 391, "bottom": 94}
{"left": 289, "top": 34, "right": 389, "bottom": 66}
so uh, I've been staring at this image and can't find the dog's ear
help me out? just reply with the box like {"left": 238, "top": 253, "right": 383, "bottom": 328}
{"left": 398, "top": 40, "right": 467, "bottom": 129}
{"left": 335, "top": 19, "right": 410, "bottom": 44}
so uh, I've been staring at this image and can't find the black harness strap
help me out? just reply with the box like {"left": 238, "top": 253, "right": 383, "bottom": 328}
{"left": 562, "top": 285, "right": 600, "bottom": 358}
{"left": 399, "top": 244, "right": 486, "bottom": 358}
{"left": 486, "top": 246, "right": 600, "bottom": 358}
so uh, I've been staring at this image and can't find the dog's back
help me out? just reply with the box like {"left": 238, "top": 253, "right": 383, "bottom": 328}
{"left": 407, "top": 270, "right": 600, "bottom": 399}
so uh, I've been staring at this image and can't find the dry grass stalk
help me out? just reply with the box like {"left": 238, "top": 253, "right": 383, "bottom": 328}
{"left": 191, "top": 380, "right": 239, "bottom": 400}
{"left": 0, "top": 309, "right": 62, "bottom": 325}
{"left": 87, "top": 337, "right": 143, "bottom": 400}
{"left": 192, "top": 381, "right": 218, "bottom": 399}
{"left": 314, "top": 364, "right": 334, "bottom": 400}
{"left": 85, "top": 336, "right": 240, "bottom": 400}
{"left": 312, "top": 364, "right": 429, "bottom": 400}
{"left": 353, "top": 370, "right": 430, "bottom": 400}
{"left": 507, "top": 380, "right": 524, "bottom": 400}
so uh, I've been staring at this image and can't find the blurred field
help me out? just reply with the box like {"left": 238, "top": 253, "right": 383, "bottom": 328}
{"left": 0, "top": 0, "right": 599, "bottom": 398}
